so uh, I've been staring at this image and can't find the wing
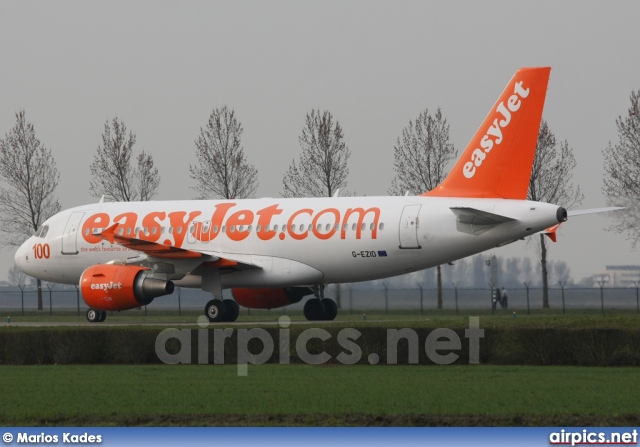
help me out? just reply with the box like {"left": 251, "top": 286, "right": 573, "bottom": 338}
{"left": 95, "top": 224, "right": 255, "bottom": 270}
{"left": 98, "top": 223, "right": 204, "bottom": 259}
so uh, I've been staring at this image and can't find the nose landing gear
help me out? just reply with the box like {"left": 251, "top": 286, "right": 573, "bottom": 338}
{"left": 86, "top": 309, "right": 107, "bottom": 323}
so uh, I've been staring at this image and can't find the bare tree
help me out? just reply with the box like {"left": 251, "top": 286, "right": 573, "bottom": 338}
{"left": 389, "top": 108, "right": 457, "bottom": 195}
{"left": 89, "top": 117, "right": 160, "bottom": 202}
{"left": 603, "top": 90, "right": 640, "bottom": 247}
{"left": 283, "top": 109, "right": 351, "bottom": 306}
{"left": 137, "top": 151, "right": 160, "bottom": 201}
{"left": 389, "top": 108, "right": 457, "bottom": 309}
{"left": 7, "top": 264, "right": 30, "bottom": 287}
{"left": 190, "top": 106, "right": 258, "bottom": 200}
{"left": 0, "top": 110, "right": 61, "bottom": 309}
{"left": 282, "top": 109, "right": 350, "bottom": 198}
{"left": 528, "top": 120, "right": 583, "bottom": 308}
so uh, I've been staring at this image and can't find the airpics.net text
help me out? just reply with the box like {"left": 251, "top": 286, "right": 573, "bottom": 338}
{"left": 155, "top": 316, "right": 484, "bottom": 376}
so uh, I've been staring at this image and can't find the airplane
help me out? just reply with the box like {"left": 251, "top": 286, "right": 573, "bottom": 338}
{"left": 13, "top": 66, "right": 614, "bottom": 323}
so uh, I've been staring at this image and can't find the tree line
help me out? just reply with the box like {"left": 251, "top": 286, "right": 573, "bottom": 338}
{"left": 1, "top": 89, "right": 638, "bottom": 308}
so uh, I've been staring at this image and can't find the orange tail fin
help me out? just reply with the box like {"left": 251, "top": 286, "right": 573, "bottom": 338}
{"left": 423, "top": 67, "right": 551, "bottom": 199}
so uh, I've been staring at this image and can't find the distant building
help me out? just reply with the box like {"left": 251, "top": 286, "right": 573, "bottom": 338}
{"left": 592, "top": 265, "right": 640, "bottom": 287}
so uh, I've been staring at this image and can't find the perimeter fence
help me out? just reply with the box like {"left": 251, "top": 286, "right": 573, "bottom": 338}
{"left": 0, "top": 284, "right": 638, "bottom": 316}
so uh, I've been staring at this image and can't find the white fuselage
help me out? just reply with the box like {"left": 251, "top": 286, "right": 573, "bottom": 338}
{"left": 15, "top": 196, "right": 563, "bottom": 289}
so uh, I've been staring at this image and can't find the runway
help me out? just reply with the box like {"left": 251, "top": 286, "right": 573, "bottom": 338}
{"left": 2, "top": 318, "right": 411, "bottom": 328}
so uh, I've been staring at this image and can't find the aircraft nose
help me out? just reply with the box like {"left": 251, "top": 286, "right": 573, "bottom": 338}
{"left": 14, "top": 239, "right": 31, "bottom": 273}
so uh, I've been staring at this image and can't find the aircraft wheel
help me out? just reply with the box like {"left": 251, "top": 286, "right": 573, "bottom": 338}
{"left": 223, "top": 299, "right": 240, "bottom": 322}
{"left": 86, "top": 309, "right": 100, "bottom": 323}
{"left": 303, "top": 299, "right": 324, "bottom": 321}
{"left": 97, "top": 311, "right": 107, "bottom": 322}
{"left": 322, "top": 298, "right": 338, "bottom": 321}
{"left": 205, "top": 299, "right": 227, "bottom": 323}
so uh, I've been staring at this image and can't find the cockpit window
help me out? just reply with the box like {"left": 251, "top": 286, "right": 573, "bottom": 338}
{"left": 35, "top": 225, "right": 49, "bottom": 238}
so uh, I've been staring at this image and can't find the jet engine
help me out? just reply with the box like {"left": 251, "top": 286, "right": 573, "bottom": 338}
{"left": 80, "top": 264, "right": 174, "bottom": 311}
{"left": 231, "top": 287, "right": 314, "bottom": 309}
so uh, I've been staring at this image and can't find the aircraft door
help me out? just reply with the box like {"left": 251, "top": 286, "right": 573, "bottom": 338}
{"left": 399, "top": 204, "right": 422, "bottom": 249}
{"left": 61, "top": 212, "right": 85, "bottom": 255}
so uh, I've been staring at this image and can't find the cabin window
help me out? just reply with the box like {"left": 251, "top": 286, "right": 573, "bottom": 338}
{"left": 213, "top": 225, "right": 218, "bottom": 233}
{"left": 379, "top": 223, "right": 384, "bottom": 230}
{"left": 177, "top": 226, "right": 182, "bottom": 234}
{"left": 152, "top": 227, "right": 157, "bottom": 234}
{"left": 84, "top": 228, "right": 90, "bottom": 236}
{"left": 118, "top": 227, "right": 124, "bottom": 235}
{"left": 273, "top": 225, "right": 279, "bottom": 232}
{"left": 222, "top": 226, "right": 226, "bottom": 233}
{"left": 257, "top": 225, "right": 262, "bottom": 232}
{"left": 127, "top": 227, "right": 132, "bottom": 235}
{"left": 361, "top": 223, "right": 366, "bottom": 231}
{"left": 317, "top": 224, "right": 322, "bottom": 231}
{"left": 325, "top": 224, "right": 331, "bottom": 231}
{"left": 247, "top": 225, "right": 252, "bottom": 232}
{"left": 230, "top": 226, "right": 235, "bottom": 233}
{"left": 351, "top": 223, "right": 356, "bottom": 231}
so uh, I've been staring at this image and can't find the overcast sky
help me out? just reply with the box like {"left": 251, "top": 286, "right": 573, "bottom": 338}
{"left": 1, "top": 0, "right": 639, "bottom": 283}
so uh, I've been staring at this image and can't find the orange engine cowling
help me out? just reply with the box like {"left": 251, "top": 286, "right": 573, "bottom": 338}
{"left": 231, "top": 287, "right": 314, "bottom": 309}
{"left": 80, "top": 264, "right": 175, "bottom": 311}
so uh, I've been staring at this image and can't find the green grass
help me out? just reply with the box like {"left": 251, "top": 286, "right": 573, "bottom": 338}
{"left": 0, "top": 364, "right": 639, "bottom": 426}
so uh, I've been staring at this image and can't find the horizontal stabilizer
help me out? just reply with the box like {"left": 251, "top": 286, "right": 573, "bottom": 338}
{"left": 450, "top": 207, "right": 516, "bottom": 226}
{"left": 567, "top": 207, "right": 625, "bottom": 217}
{"left": 543, "top": 223, "right": 561, "bottom": 242}
{"left": 539, "top": 207, "right": 624, "bottom": 243}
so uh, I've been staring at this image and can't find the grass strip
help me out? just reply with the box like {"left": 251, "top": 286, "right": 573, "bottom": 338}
{"left": 0, "top": 364, "right": 638, "bottom": 426}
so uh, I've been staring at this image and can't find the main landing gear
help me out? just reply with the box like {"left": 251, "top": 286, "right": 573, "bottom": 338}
{"left": 205, "top": 299, "right": 240, "bottom": 323}
{"left": 86, "top": 309, "right": 107, "bottom": 323}
{"left": 303, "top": 286, "right": 337, "bottom": 321}
{"left": 201, "top": 268, "right": 239, "bottom": 323}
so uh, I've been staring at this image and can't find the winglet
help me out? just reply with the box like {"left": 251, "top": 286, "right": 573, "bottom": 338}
{"left": 99, "top": 223, "right": 119, "bottom": 244}
{"left": 424, "top": 67, "right": 551, "bottom": 199}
